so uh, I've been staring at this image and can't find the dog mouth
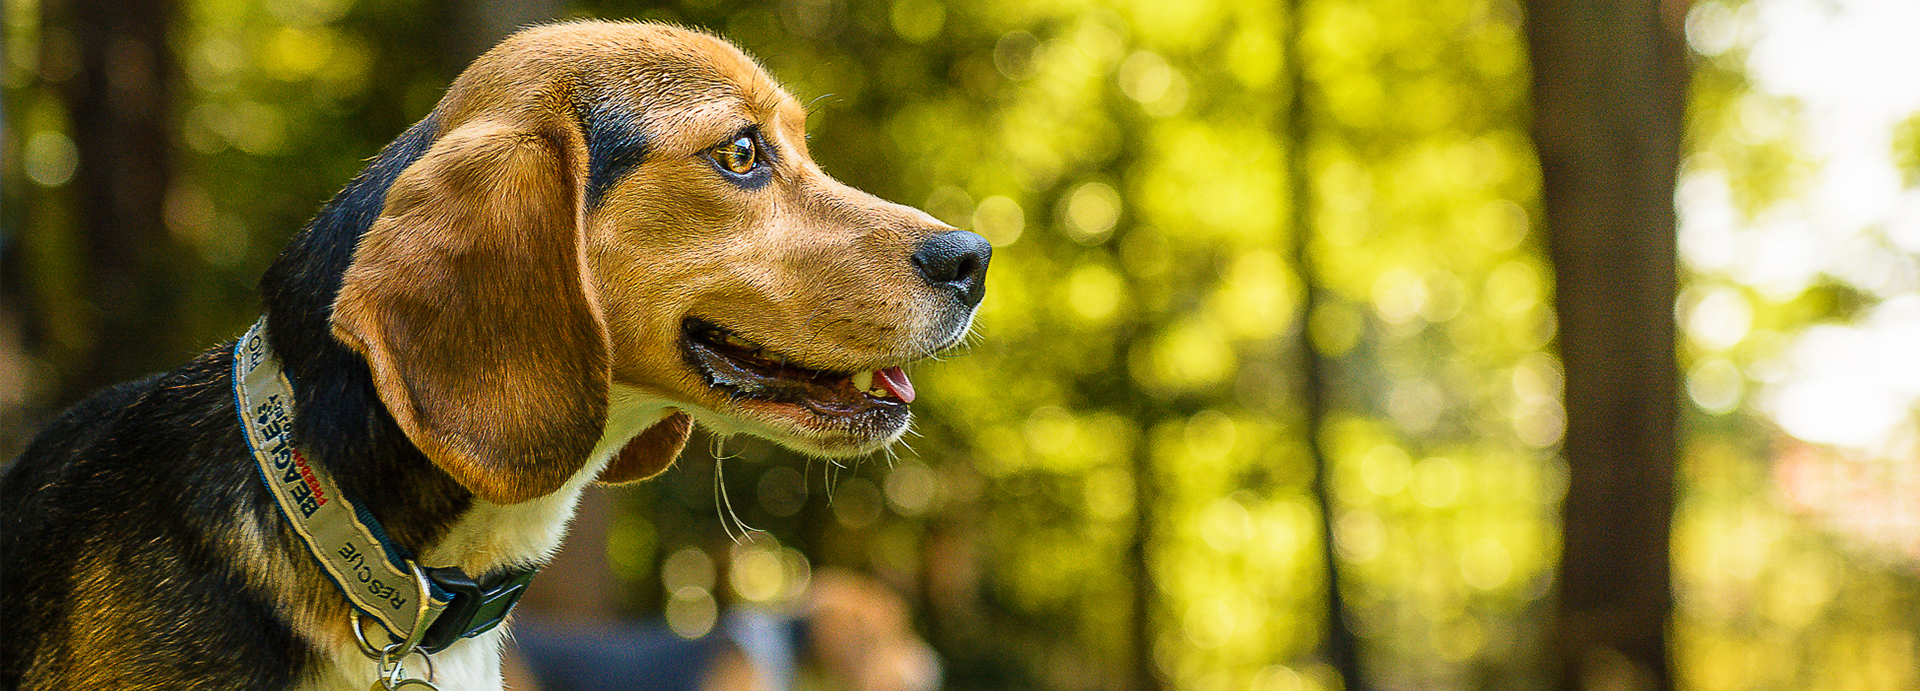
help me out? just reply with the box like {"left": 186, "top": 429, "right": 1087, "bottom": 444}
{"left": 679, "top": 318, "right": 916, "bottom": 436}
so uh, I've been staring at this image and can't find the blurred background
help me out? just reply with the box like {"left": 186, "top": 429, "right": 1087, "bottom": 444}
{"left": 4, "top": 0, "right": 1919, "bottom": 689}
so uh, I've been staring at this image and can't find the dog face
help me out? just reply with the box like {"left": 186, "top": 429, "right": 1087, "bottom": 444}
{"left": 329, "top": 22, "right": 989, "bottom": 504}
{"left": 579, "top": 33, "right": 981, "bottom": 457}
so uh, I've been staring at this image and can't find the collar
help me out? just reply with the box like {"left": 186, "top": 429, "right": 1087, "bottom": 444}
{"left": 233, "top": 319, "right": 535, "bottom": 654}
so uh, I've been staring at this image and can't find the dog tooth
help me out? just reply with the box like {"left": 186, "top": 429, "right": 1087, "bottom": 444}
{"left": 851, "top": 370, "right": 873, "bottom": 392}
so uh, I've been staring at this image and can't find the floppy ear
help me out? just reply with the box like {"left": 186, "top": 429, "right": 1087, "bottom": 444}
{"left": 331, "top": 115, "right": 612, "bottom": 505}
{"left": 596, "top": 411, "right": 693, "bottom": 485}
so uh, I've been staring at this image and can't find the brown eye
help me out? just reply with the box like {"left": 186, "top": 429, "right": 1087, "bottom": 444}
{"left": 711, "top": 136, "right": 757, "bottom": 174}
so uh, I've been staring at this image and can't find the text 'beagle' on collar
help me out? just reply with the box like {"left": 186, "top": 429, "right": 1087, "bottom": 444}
{"left": 232, "top": 319, "right": 534, "bottom": 655}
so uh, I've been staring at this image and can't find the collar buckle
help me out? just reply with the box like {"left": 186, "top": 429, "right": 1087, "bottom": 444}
{"left": 416, "top": 567, "right": 538, "bottom": 653}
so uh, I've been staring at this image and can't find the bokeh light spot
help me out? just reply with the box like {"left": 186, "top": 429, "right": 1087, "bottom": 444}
{"left": 1461, "top": 538, "right": 1514, "bottom": 590}
{"left": 830, "top": 477, "right": 885, "bottom": 528}
{"left": 1063, "top": 181, "right": 1121, "bottom": 244}
{"left": 757, "top": 465, "right": 808, "bottom": 517}
{"left": 665, "top": 586, "right": 717, "bottom": 639}
{"left": 1683, "top": 286, "right": 1754, "bottom": 351}
{"left": 884, "top": 462, "right": 941, "bottom": 516}
{"left": 661, "top": 546, "right": 715, "bottom": 593}
{"left": 889, "top": 0, "right": 944, "bottom": 43}
{"left": 24, "top": 131, "right": 78, "bottom": 187}
{"left": 972, "top": 195, "right": 1026, "bottom": 246}
{"left": 1687, "top": 356, "right": 1745, "bottom": 414}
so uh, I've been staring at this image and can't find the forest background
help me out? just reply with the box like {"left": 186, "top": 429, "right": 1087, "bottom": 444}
{"left": 5, "top": 0, "right": 1919, "bottom": 689}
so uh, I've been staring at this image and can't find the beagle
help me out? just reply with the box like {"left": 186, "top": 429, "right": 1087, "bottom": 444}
{"left": 0, "top": 21, "right": 988, "bottom": 690}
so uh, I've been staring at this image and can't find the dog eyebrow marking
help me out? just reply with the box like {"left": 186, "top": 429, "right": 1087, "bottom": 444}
{"left": 577, "top": 98, "right": 649, "bottom": 208}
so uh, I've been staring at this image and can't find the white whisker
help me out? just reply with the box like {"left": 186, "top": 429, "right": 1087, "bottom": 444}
{"left": 710, "top": 436, "right": 757, "bottom": 543}
{"left": 824, "top": 459, "right": 839, "bottom": 506}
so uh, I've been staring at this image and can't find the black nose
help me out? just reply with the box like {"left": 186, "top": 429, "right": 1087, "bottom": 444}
{"left": 910, "top": 230, "right": 992, "bottom": 307}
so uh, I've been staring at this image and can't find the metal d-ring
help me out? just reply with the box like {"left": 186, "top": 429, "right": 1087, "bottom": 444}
{"left": 350, "top": 611, "right": 387, "bottom": 660}
{"left": 350, "top": 563, "right": 440, "bottom": 661}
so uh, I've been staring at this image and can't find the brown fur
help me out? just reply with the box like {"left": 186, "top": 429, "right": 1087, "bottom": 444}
{"left": 600, "top": 411, "right": 695, "bottom": 483}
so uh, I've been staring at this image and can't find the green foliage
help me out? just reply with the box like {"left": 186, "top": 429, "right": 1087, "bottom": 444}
{"left": 14, "top": 0, "right": 1916, "bottom": 685}
{"left": 0, "top": 0, "right": 1553, "bottom": 684}
{"left": 47, "top": 0, "right": 1909, "bottom": 688}
{"left": 1, "top": 0, "right": 1547, "bottom": 686}
{"left": 583, "top": 0, "right": 1557, "bottom": 688}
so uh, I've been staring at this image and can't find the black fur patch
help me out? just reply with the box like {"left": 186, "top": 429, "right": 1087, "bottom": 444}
{"left": 1, "top": 354, "right": 304, "bottom": 688}
{"left": 577, "top": 98, "right": 649, "bottom": 208}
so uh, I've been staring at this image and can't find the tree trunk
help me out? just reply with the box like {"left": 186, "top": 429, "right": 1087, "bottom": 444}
{"left": 1285, "top": 0, "right": 1367, "bottom": 687}
{"left": 1524, "top": 0, "right": 1688, "bottom": 689}
{"left": 38, "top": 0, "right": 182, "bottom": 405}
{"left": 1128, "top": 413, "right": 1161, "bottom": 691}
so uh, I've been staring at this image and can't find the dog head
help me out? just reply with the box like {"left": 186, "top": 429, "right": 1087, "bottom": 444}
{"left": 328, "top": 21, "right": 989, "bottom": 504}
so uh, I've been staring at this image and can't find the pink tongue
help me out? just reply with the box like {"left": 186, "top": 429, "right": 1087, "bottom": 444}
{"left": 875, "top": 366, "right": 916, "bottom": 403}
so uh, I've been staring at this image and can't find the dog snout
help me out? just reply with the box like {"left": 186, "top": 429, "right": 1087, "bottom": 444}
{"left": 910, "top": 230, "right": 992, "bottom": 308}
